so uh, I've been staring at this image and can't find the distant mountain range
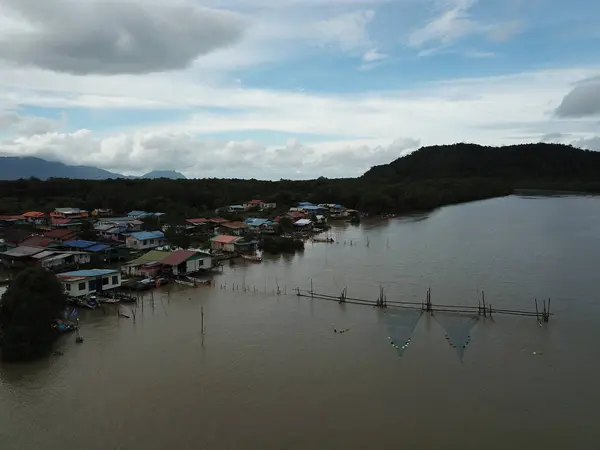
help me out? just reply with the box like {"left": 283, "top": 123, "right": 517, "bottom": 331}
{"left": 0, "top": 157, "right": 186, "bottom": 180}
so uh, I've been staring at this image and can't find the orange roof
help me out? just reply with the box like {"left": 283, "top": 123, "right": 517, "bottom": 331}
{"left": 211, "top": 235, "right": 240, "bottom": 244}
{"left": 248, "top": 199, "right": 262, "bottom": 205}
{"left": 23, "top": 211, "right": 45, "bottom": 218}
{"left": 220, "top": 221, "right": 248, "bottom": 229}
{"left": 209, "top": 217, "right": 229, "bottom": 224}
{"left": 186, "top": 218, "right": 208, "bottom": 224}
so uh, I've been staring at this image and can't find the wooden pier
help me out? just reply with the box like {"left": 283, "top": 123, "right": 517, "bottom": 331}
{"left": 295, "top": 285, "right": 553, "bottom": 323}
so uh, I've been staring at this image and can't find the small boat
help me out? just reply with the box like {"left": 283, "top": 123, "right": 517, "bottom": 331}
{"left": 174, "top": 277, "right": 212, "bottom": 288}
{"left": 313, "top": 237, "right": 334, "bottom": 243}
{"left": 241, "top": 254, "right": 262, "bottom": 262}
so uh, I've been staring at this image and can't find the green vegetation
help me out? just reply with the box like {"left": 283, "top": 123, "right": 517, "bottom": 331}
{"left": 0, "top": 267, "right": 68, "bottom": 362}
{"left": 0, "top": 143, "right": 598, "bottom": 218}
{"left": 260, "top": 236, "right": 305, "bottom": 254}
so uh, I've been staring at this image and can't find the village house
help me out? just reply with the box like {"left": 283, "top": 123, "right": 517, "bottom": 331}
{"left": 57, "top": 269, "right": 122, "bottom": 297}
{"left": 125, "top": 231, "right": 167, "bottom": 250}
{"left": 0, "top": 229, "right": 34, "bottom": 246}
{"left": 18, "top": 235, "right": 58, "bottom": 248}
{"left": 51, "top": 208, "right": 89, "bottom": 219}
{"left": 161, "top": 250, "right": 212, "bottom": 276}
{"left": 243, "top": 199, "right": 262, "bottom": 209}
{"left": 34, "top": 250, "right": 91, "bottom": 271}
{"left": 42, "top": 229, "right": 80, "bottom": 242}
{"left": 22, "top": 211, "right": 45, "bottom": 223}
{"left": 244, "top": 218, "right": 277, "bottom": 232}
{"left": 223, "top": 205, "right": 246, "bottom": 213}
{"left": 121, "top": 250, "right": 170, "bottom": 277}
{"left": 0, "top": 246, "right": 46, "bottom": 268}
{"left": 261, "top": 201, "right": 277, "bottom": 210}
{"left": 294, "top": 219, "right": 313, "bottom": 230}
{"left": 0, "top": 215, "right": 27, "bottom": 227}
{"left": 210, "top": 235, "right": 242, "bottom": 253}
{"left": 218, "top": 221, "right": 249, "bottom": 236}
{"left": 91, "top": 208, "right": 113, "bottom": 217}
{"left": 127, "top": 210, "right": 165, "bottom": 219}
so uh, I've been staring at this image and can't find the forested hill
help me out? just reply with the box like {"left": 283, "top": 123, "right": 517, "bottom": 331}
{"left": 363, "top": 143, "right": 600, "bottom": 182}
{"left": 0, "top": 143, "right": 598, "bottom": 217}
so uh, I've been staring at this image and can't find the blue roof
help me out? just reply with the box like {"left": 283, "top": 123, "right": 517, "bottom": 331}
{"left": 298, "top": 202, "right": 314, "bottom": 207}
{"left": 129, "top": 231, "right": 164, "bottom": 240}
{"left": 60, "top": 269, "right": 118, "bottom": 278}
{"left": 302, "top": 205, "right": 326, "bottom": 210}
{"left": 245, "top": 218, "right": 271, "bottom": 226}
{"left": 63, "top": 240, "right": 97, "bottom": 248}
{"left": 127, "top": 210, "right": 148, "bottom": 216}
{"left": 86, "top": 244, "right": 110, "bottom": 252}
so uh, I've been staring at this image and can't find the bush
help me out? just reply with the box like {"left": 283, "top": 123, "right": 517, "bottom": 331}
{"left": 0, "top": 267, "right": 67, "bottom": 362}
{"left": 260, "top": 236, "right": 304, "bottom": 254}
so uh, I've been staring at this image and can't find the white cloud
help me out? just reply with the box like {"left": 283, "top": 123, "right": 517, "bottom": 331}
{"left": 1, "top": 66, "right": 599, "bottom": 178}
{"left": 0, "top": 110, "right": 62, "bottom": 136}
{"left": 0, "top": 0, "right": 246, "bottom": 74}
{"left": 0, "top": 130, "right": 420, "bottom": 179}
{"left": 409, "top": 0, "right": 522, "bottom": 50}
{"left": 362, "top": 48, "right": 388, "bottom": 62}
{"left": 312, "top": 10, "right": 376, "bottom": 53}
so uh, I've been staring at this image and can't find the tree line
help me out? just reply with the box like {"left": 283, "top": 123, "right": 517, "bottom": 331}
{"left": 1, "top": 143, "right": 598, "bottom": 219}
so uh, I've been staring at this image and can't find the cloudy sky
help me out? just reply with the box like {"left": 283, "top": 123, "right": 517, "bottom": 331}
{"left": 0, "top": 0, "right": 598, "bottom": 179}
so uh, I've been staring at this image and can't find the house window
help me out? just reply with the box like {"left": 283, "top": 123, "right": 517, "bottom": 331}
{"left": 88, "top": 280, "right": 96, "bottom": 291}
{"left": 143, "top": 240, "right": 148, "bottom": 245}
{"left": 199, "top": 259, "right": 204, "bottom": 266}
{"left": 65, "top": 284, "right": 71, "bottom": 291}
{"left": 112, "top": 276, "right": 118, "bottom": 285}
{"left": 78, "top": 282, "right": 85, "bottom": 291}
{"left": 102, "top": 277, "right": 109, "bottom": 285}
{"left": 151, "top": 239, "right": 155, "bottom": 244}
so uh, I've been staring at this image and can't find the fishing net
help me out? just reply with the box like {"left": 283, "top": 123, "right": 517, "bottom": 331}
{"left": 385, "top": 309, "right": 423, "bottom": 356}
{"left": 434, "top": 312, "right": 478, "bottom": 361}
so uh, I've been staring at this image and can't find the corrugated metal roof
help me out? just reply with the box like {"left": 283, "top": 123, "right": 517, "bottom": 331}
{"left": 211, "top": 235, "right": 241, "bottom": 244}
{"left": 63, "top": 240, "right": 97, "bottom": 249}
{"left": 129, "top": 231, "right": 164, "bottom": 240}
{"left": 31, "top": 250, "right": 57, "bottom": 259}
{"left": 294, "top": 219, "right": 313, "bottom": 226}
{"left": 220, "top": 221, "right": 248, "bottom": 229}
{"left": 19, "top": 236, "right": 56, "bottom": 248}
{"left": 1, "top": 246, "right": 46, "bottom": 257}
{"left": 126, "top": 250, "right": 170, "bottom": 266}
{"left": 58, "top": 269, "right": 118, "bottom": 278}
{"left": 86, "top": 244, "right": 110, "bottom": 252}
{"left": 160, "top": 250, "right": 199, "bottom": 266}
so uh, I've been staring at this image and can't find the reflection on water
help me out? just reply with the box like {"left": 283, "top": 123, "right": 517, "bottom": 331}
{"left": 1, "top": 195, "right": 600, "bottom": 449}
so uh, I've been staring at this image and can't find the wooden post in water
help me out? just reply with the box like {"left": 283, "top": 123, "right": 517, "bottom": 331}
{"left": 310, "top": 279, "right": 314, "bottom": 298}
{"left": 201, "top": 306, "right": 205, "bottom": 335}
{"left": 482, "top": 290, "right": 487, "bottom": 318}
{"left": 535, "top": 298, "right": 540, "bottom": 323}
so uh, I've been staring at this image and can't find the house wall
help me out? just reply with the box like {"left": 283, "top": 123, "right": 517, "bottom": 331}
{"left": 211, "top": 241, "right": 236, "bottom": 252}
{"left": 61, "top": 273, "right": 122, "bottom": 297}
{"left": 125, "top": 236, "right": 167, "bottom": 250}
{"left": 186, "top": 254, "right": 212, "bottom": 273}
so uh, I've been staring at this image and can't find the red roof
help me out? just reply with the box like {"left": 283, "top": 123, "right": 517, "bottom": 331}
{"left": 42, "top": 229, "right": 79, "bottom": 240}
{"left": 52, "top": 218, "right": 73, "bottom": 225}
{"left": 248, "top": 199, "right": 262, "bottom": 205}
{"left": 19, "top": 236, "right": 57, "bottom": 247}
{"left": 0, "top": 215, "right": 25, "bottom": 221}
{"left": 23, "top": 211, "right": 45, "bottom": 218}
{"left": 287, "top": 211, "right": 306, "bottom": 219}
{"left": 212, "top": 235, "right": 240, "bottom": 244}
{"left": 186, "top": 218, "right": 208, "bottom": 224}
{"left": 160, "top": 250, "right": 199, "bottom": 266}
{"left": 220, "top": 221, "right": 248, "bottom": 229}
{"left": 209, "top": 217, "right": 229, "bottom": 224}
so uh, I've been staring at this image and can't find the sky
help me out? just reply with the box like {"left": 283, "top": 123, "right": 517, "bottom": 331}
{"left": 0, "top": 0, "right": 599, "bottom": 179}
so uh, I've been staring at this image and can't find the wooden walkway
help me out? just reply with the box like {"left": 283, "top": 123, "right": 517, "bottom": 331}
{"left": 295, "top": 285, "right": 553, "bottom": 323}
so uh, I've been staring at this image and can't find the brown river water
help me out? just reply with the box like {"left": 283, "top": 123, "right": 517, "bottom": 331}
{"left": 1, "top": 195, "right": 599, "bottom": 450}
